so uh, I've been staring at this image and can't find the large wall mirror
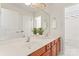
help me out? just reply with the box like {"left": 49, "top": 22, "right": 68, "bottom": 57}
{"left": 0, "top": 3, "right": 50, "bottom": 40}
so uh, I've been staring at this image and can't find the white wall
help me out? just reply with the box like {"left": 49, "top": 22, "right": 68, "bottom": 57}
{"left": 0, "top": 4, "right": 1, "bottom": 27}
{"left": 0, "top": 8, "right": 33, "bottom": 40}
{"left": 65, "top": 4, "right": 79, "bottom": 41}
{"left": 1, "top": 8, "right": 23, "bottom": 30}
{"left": 0, "top": 8, "right": 23, "bottom": 40}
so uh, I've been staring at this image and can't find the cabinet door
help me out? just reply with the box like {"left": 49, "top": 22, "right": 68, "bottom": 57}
{"left": 42, "top": 50, "right": 51, "bottom": 56}
{"left": 29, "top": 46, "right": 46, "bottom": 56}
{"left": 46, "top": 43, "right": 51, "bottom": 50}
{"left": 51, "top": 44, "right": 57, "bottom": 56}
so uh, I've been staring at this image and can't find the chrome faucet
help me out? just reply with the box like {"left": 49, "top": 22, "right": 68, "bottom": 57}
{"left": 26, "top": 36, "right": 30, "bottom": 42}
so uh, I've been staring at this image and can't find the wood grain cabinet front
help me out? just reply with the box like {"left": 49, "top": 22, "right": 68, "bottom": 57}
{"left": 42, "top": 50, "right": 51, "bottom": 56}
{"left": 29, "top": 46, "right": 46, "bottom": 56}
{"left": 55, "top": 37, "right": 61, "bottom": 55}
{"left": 29, "top": 37, "right": 61, "bottom": 56}
{"left": 51, "top": 44, "right": 57, "bottom": 56}
{"left": 58, "top": 37, "right": 61, "bottom": 52}
{"left": 46, "top": 43, "right": 51, "bottom": 50}
{"left": 51, "top": 40, "right": 57, "bottom": 56}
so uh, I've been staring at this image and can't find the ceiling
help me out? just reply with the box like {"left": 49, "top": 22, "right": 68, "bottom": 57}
{"left": 1, "top": 3, "right": 78, "bottom": 14}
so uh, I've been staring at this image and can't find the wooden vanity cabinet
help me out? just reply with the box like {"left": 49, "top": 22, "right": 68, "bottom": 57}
{"left": 29, "top": 37, "right": 61, "bottom": 56}
{"left": 29, "top": 46, "right": 46, "bottom": 56}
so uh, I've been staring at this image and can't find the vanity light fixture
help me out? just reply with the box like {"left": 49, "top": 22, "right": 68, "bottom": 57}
{"left": 25, "top": 3, "right": 47, "bottom": 9}
{"left": 25, "top": 3, "right": 31, "bottom": 6}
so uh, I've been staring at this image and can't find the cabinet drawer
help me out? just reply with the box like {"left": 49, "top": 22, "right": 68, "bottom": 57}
{"left": 30, "top": 46, "right": 46, "bottom": 56}
{"left": 42, "top": 50, "right": 51, "bottom": 56}
{"left": 46, "top": 43, "right": 51, "bottom": 50}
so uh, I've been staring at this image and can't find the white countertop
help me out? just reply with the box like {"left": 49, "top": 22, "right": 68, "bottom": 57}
{"left": 0, "top": 35, "right": 60, "bottom": 56}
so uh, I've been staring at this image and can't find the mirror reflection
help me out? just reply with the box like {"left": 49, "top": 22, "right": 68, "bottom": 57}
{"left": 33, "top": 10, "right": 50, "bottom": 36}
{"left": 35, "top": 16, "right": 42, "bottom": 28}
{"left": 0, "top": 3, "right": 50, "bottom": 40}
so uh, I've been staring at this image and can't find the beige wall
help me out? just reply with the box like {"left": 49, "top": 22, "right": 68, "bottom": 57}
{"left": 48, "top": 4, "right": 64, "bottom": 54}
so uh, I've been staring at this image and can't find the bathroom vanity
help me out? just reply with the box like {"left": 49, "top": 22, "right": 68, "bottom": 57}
{"left": 0, "top": 36, "right": 61, "bottom": 56}
{"left": 29, "top": 37, "right": 61, "bottom": 56}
